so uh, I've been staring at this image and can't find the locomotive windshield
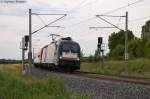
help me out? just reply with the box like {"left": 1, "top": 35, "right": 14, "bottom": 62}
{"left": 59, "top": 42, "right": 80, "bottom": 53}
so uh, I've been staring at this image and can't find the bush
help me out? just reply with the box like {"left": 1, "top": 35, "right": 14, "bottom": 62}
{"left": 111, "top": 44, "right": 124, "bottom": 60}
{"left": 81, "top": 58, "right": 150, "bottom": 77}
{"left": 128, "top": 40, "right": 144, "bottom": 58}
{"left": 145, "top": 40, "right": 150, "bottom": 59}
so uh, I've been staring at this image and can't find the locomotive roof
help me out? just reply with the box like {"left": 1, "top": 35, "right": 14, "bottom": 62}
{"left": 60, "top": 37, "right": 72, "bottom": 40}
{"left": 41, "top": 37, "right": 78, "bottom": 49}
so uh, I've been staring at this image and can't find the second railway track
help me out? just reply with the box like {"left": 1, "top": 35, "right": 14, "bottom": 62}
{"left": 53, "top": 70, "right": 150, "bottom": 86}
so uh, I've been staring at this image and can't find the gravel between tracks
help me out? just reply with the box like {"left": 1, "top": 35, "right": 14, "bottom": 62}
{"left": 30, "top": 67, "right": 150, "bottom": 99}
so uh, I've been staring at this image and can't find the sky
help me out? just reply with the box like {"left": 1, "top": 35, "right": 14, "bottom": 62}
{"left": 0, "top": 0, "right": 150, "bottom": 59}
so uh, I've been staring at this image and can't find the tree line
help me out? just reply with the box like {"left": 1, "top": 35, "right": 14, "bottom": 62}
{"left": 108, "top": 20, "right": 150, "bottom": 59}
{"left": 81, "top": 20, "right": 150, "bottom": 61}
{"left": 0, "top": 59, "right": 28, "bottom": 64}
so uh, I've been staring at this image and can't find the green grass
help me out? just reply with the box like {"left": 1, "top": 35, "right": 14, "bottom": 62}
{"left": 81, "top": 58, "right": 150, "bottom": 77}
{"left": 0, "top": 64, "right": 87, "bottom": 99}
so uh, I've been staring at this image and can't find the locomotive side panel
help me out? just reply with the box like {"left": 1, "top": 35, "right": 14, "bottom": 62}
{"left": 34, "top": 51, "right": 41, "bottom": 63}
{"left": 45, "top": 43, "right": 56, "bottom": 64}
{"left": 41, "top": 47, "right": 47, "bottom": 63}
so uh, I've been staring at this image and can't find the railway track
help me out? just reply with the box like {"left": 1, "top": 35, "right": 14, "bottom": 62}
{"left": 32, "top": 66, "right": 150, "bottom": 86}
{"left": 54, "top": 70, "right": 150, "bottom": 86}
{"left": 31, "top": 66, "right": 150, "bottom": 99}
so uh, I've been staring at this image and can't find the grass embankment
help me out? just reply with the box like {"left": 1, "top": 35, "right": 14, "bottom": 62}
{"left": 0, "top": 64, "right": 86, "bottom": 99}
{"left": 81, "top": 58, "right": 150, "bottom": 77}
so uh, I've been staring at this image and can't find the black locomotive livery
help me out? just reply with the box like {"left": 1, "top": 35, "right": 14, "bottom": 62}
{"left": 34, "top": 37, "right": 80, "bottom": 71}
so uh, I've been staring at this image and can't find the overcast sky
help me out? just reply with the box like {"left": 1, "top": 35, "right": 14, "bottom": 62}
{"left": 0, "top": 0, "right": 150, "bottom": 59}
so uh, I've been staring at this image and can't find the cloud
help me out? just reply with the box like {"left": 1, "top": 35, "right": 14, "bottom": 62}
{"left": 0, "top": 15, "right": 28, "bottom": 35}
{"left": 0, "top": 15, "right": 28, "bottom": 59}
{"left": 0, "top": 0, "right": 150, "bottom": 59}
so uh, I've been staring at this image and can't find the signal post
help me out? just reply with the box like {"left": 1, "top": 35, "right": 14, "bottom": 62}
{"left": 97, "top": 37, "right": 104, "bottom": 69}
{"left": 21, "top": 35, "right": 29, "bottom": 75}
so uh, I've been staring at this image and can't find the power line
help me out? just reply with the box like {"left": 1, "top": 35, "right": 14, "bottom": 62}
{"left": 66, "top": 17, "right": 95, "bottom": 28}
{"left": 89, "top": 27, "right": 116, "bottom": 29}
{"left": 129, "top": 15, "right": 150, "bottom": 23}
{"left": 95, "top": 15, "right": 124, "bottom": 30}
{"left": 65, "top": 0, "right": 146, "bottom": 29}
{"left": 35, "top": 14, "right": 46, "bottom": 25}
{"left": 68, "top": 0, "right": 88, "bottom": 13}
{"left": 97, "top": 15, "right": 125, "bottom": 17}
{"left": 134, "top": 0, "right": 150, "bottom": 7}
{"left": 64, "top": 0, "right": 99, "bottom": 29}
{"left": 59, "top": 0, "right": 147, "bottom": 34}
{"left": 116, "top": 17, "right": 121, "bottom": 27}
{"left": 32, "top": 14, "right": 67, "bottom": 34}
{"left": 117, "top": 15, "right": 150, "bottom": 25}
{"left": 126, "top": 0, "right": 150, "bottom": 10}
{"left": 74, "top": 15, "right": 150, "bottom": 40}
{"left": 68, "top": 0, "right": 99, "bottom": 13}
{"left": 100, "top": 0, "right": 145, "bottom": 15}
{"left": 32, "top": 13, "right": 66, "bottom": 16}
{"left": 34, "top": 14, "right": 64, "bottom": 29}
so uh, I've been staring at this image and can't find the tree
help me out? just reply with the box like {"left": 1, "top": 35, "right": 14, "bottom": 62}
{"left": 128, "top": 40, "right": 144, "bottom": 58}
{"left": 145, "top": 40, "right": 150, "bottom": 58}
{"left": 108, "top": 30, "right": 135, "bottom": 56}
{"left": 141, "top": 20, "right": 150, "bottom": 40}
{"left": 108, "top": 30, "right": 135, "bottom": 50}
{"left": 111, "top": 44, "right": 124, "bottom": 59}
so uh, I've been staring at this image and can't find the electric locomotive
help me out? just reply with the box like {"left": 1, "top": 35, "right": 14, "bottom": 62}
{"left": 34, "top": 37, "right": 80, "bottom": 71}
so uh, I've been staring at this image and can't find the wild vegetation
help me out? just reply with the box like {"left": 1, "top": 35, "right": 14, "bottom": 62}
{"left": 0, "top": 64, "right": 87, "bottom": 99}
{"left": 80, "top": 20, "right": 150, "bottom": 77}
{"left": 108, "top": 20, "right": 150, "bottom": 59}
{"left": 80, "top": 20, "right": 150, "bottom": 60}
{"left": 81, "top": 58, "right": 150, "bottom": 77}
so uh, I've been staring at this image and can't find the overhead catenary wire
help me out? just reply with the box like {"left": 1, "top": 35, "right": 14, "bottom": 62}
{"left": 63, "top": 1, "right": 150, "bottom": 45}
{"left": 100, "top": 0, "right": 145, "bottom": 15}
{"left": 96, "top": 15, "right": 124, "bottom": 30}
{"left": 116, "top": 17, "right": 122, "bottom": 27}
{"left": 89, "top": 15, "right": 150, "bottom": 33}
{"left": 130, "top": 0, "right": 150, "bottom": 9}
{"left": 129, "top": 15, "right": 150, "bottom": 23}
{"left": 63, "top": 0, "right": 100, "bottom": 29}
{"left": 32, "top": 13, "right": 67, "bottom": 35}
{"left": 65, "top": 0, "right": 146, "bottom": 29}
{"left": 67, "top": 0, "right": 99, "bottom": 13}
{"left": 87, "top": 15, "right": 150, "bottom": 37}
{"left": 66, "top": 17, "right": 95, "bottom": 28}
{"left": 115, "top": 15, "right": 150, "bottom": 25}
{"left": 32, "top": 0, "right": 150, "bottom": 42}
{"left": 35, "top": 14, "right": 46, "bottom": 25}
{"left": 64, "top": 0, "right": 99, "bottom": 29}
{"left": 62, "top": 0, "right": 150, "bottom": 49}
{"left": 67, "top": 0, "right": 88, "bottom": 13}
{"left": 32, "top": 14, "right": 67, "bottom": 34}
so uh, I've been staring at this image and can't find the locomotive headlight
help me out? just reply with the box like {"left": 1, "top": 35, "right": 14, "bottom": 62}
{"left": 59, "top": 56, "right": 62, "bottom": 59}
{"left": 77, "top": 58, "right": 80, "bottom": 61}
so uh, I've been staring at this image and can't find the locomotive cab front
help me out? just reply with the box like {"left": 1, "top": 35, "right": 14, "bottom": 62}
{"left": 58, "top": 40, "right": 80, "bottom": 71}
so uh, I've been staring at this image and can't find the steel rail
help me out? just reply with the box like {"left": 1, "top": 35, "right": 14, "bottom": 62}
{"left": 72, "top": 71, "right": 150, "bottom": 86}
{"left": 33, "top": 66, "right": 150, "bottom": 86}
